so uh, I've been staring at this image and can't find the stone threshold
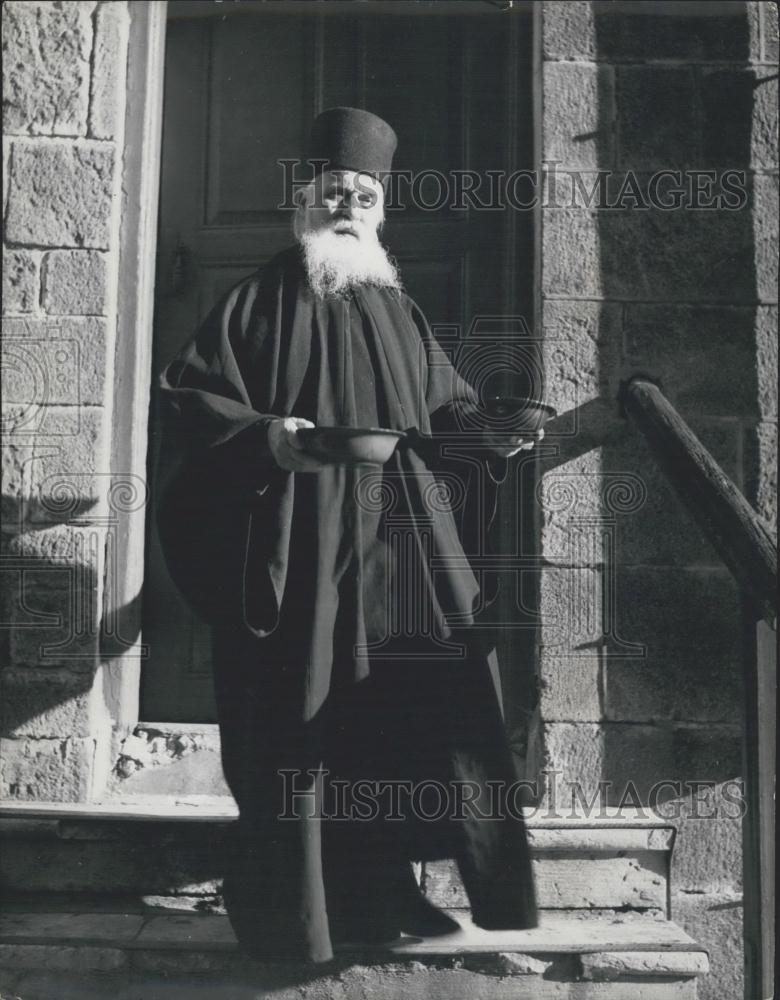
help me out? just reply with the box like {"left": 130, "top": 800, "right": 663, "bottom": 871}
{"left": 0, "top": 796, "right": 677, "bottom": 829}
{"left": 0, "top": 910, "right": 708, "bottom": 969}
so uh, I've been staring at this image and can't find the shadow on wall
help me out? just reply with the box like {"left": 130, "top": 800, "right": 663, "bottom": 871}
{"left": 593, "top": 0, "right": 756, "bottom": 806}
{"left": 0, "top": 466, "right": 145, "bottom": 758}
{"left": 536, "top": 2, "right": 770, "bottom": 811}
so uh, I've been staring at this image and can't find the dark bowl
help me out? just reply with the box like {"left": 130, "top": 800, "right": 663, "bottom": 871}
{"left": 297, "top": 426, "right": 406, "bottom": 466}
{"left": 482, "top": 396, "right": 557, "bottom": 432}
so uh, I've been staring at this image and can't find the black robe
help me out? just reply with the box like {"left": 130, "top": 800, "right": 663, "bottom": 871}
{"left": 157, "top": 245, "right": 537, "bottom": 962}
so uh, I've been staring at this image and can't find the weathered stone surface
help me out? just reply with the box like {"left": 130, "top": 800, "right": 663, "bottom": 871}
{"left": 7, "top": 565, "right": 102, "bottom": 671}
{"left": 0, "top": 943, "right": 125, "bottom": 973}
{"left": 2, "top": 2, "right": 94, "bottom": 137}
{"left": 543, "top": 63, "right": 614, "bottom": 169}
{"left": 41, "top": 250, "right": 108, "bottom": 316}
{"left": 543, "top": 205, "right": 756, "bottom": 302}
{"left": 540, "top": 720, "right": 743, "bottom": 842}
{"left": 617, "top": 68, "right": 697, "bottom": 169}
{"left": 493, "top": 953, "right": 552, "bottom": 975}
{"left": 0, "top": 668, "right": 96, "bottom": 738}
{"left": 2, "top": 317, "right": 107, "bottom": 407}
{"left": 542, "top": 1, "right": 597, "bottom": 60}
{"left": 0, "top": 911, "right": 144, "bottom": 946}
{"left": 0, "top": 736, "right": 94, "bottom": 801}
{"left": 0, "top": 839, "right": 223, "bottom": 895}
{"left": 756, "top": 305, "right": 778, "bottom": 419}
{"left": 673, "top": 889, "right": 743, "bottom": 1000}
{"left": 426, "top": 853, "right": 666, "bottom": 912}
{"left": 2, "top": 248, "right": 39, "bottom": 312}
{"left": 538, "top": 418, "right": 742, "bottom": 569}
{"left": 2, "top": 522, "right": 103, "bottom": 567}
{"left": 580, "top": 950, "right": 708, "bottom": 980}
{"left": 1, "top": 406, "right": 109, "bottom": 528}
{"left": 5, "top": 141, "right": 114, "bottom": 249}
{"left": 755, "top": 172, "right": 779, "bottom": 302}
{"left": 538, "top": 568, "right": 603, "bottom": 652}
{"left": 744, "top": 420, "right": 778, "bottom": 526}
{"left": 701, "top": 69, "right": 778, "bottom": 168}
{"left": 604, "top": 568, "right": 742, "bottom": 723}
{"left": 113, "top": 750, "right": 228, "bottom": 798}
{"left": 538, "top": 653, "right": 601, "bottom": 722}
{"left": 669, "top": 781, "right": 744, "bottom": 894}
{"left": 543, "top": 1, "right": 751, "bottom": 62}
{"left": 89, "top": 3, "right": 129, "bottom": 140}
{"left": 541, "top": 300, "right": 621, "bottom": 419}
{"left": 623, "top": 304, "right": 759, "bottom": 417}
{"left": 539, "top": 723, "right": 605, "bottom": 813}
{"left": 762, "top": 0, "right": 779, "bottom": 61}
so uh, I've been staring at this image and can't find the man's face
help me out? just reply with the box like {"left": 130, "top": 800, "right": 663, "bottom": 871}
{"left": 302, "top": 169, "right": 385, "bottom": 242}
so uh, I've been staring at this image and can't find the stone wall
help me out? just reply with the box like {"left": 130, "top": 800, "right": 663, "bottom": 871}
{"left": 536, "top": 3, "right": 777, "bottom": 999}
{"left": 2, "top": 1, "right": 131, "bottom": 801}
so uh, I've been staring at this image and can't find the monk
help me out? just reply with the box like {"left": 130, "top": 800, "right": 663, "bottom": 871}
{"left": 157, "top": 107, "right": 539, "bottom": 962}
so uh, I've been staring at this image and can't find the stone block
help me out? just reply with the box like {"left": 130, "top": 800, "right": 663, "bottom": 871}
{"left": 672, "top": 889, "right": 743, "bottom": 1000}
{"left": 755, "top": 172, "right": 778, "bottom": 302}
{"left": 756, "top": 305, "right": 778, "bottom": 419}
{"left": 580, "top": 950, "right": 709, "bottom": 980}
{"left": 0, "top": 838, "right": 223, "bottom": 895}
{"left": 597, "top": 7, "right": 753, "bottom": 63}
{"left": 0, "top": 736, "right": 94, "bottom": 801}
{"left": 623, "top": 304, "right": 759, "bottom": 418}
{"left": 0, "top": 667, "right": 97, "bottom": 738}
{"left": 2, "top": 317, "right": 107, "bottom": 408}
{"left": 6, "top": 563, "right": 103, "bottom": 670}
{"left": 542, "top": 2, "right": 597, "bottom": 60}
{"left": 543, "top": 63, "right": 614, "bottom": 169}
{"left": 0, "top": 944, "right": 126, "bottom": 973}
{"left": 744, "top": 420, "right": 778, "bottom": 526}
{"left": 617, "top": 68, "right": 697, "bottom": 170}
{"left": 600, "top": 725, "right": 743, "bottom": 895}
{"left": 538, "top": 568, "right": 603, "bottom": 653}
{"left": 701, "top": 69, "right": 778, "bottom": 169}
{"left": 762, "top": 1, "right": 779, "bottom": 62}
{"left": 541, "top": 300, "right": 622, "bottom": 418}
{"left": 2, "top": 248, "right": 39, "bottom": 313}
{"left": 540, "top": 418, "right": 742, "bottom": 569}
{"left": 538, "top": 653, "right": 602, "bottom": 722}
{"left": 0, "top": 406, "right": 110, "bottom": 528}
{"left": 5, "top": 141, "right": 114, "bottom": 249}
{"left": 542, "top": 2, "right": 751, "bottom": 62}
{"left": 604, "top": 568, "right": 742, "bottom": 723}
{"left": 425, "top": 851, "right": 666, "bottom": 911}
{"left": 90, "top": 2, "right": 129, "bottom": 140}
{"left": 543, "top": 204, "right": 756, "bottom": 302}
{"left": 539, "top": 723, "right": 605, "bottom": 814}
{"left": 2, "top": 1, "right": 93, "bottom": 136}
{"left": 41, "top": 250, "right": 108, "bottom": 316}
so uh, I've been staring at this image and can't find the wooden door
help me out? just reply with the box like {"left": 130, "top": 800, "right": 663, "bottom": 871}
{"left": 142, "top": 2, "right": 534, "bottom": 723}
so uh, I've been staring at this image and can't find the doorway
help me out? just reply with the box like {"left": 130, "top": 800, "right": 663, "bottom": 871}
{"left": 141, "top": 0, "right": 535, "bottom": 728}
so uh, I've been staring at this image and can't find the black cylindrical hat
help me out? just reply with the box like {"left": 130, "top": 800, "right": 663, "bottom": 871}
{"left": 308, "top": 107, "right": 397, "bottom": 179}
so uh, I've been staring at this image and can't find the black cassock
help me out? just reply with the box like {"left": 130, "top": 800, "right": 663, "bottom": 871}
{"left": 157, "top": 245, "right": 537, "bottom": 961}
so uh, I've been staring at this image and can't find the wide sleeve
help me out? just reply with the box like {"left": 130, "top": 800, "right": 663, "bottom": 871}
{"left": 154, "top": 269, "right": 288, "bottom": 629}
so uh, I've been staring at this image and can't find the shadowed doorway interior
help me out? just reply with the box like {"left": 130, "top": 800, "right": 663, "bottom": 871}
{"left": 142, "top": 0, "right": 535, "bottom": 758}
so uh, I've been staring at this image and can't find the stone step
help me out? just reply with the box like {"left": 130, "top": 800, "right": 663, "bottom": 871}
{"left": 0, "top": 798, "right": 673, "bottom": 915}
{"left": 0, "top": 909, "right": 708, "bottom": 1000}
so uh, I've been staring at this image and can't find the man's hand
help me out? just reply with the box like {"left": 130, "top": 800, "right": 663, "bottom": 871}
{"left": 268, "top": 417, "right": 327, "bottom": 472}
{"left": 483, "top": 427, "right": 545, "bottom": 458}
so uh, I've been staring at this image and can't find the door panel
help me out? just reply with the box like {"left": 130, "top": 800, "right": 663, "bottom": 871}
{"left": 142, "top": 4, "right": 533, "bottom": 722}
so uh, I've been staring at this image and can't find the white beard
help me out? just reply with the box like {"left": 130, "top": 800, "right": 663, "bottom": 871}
{"left": 299, "top": 227, "right": 402, "bottom": 298}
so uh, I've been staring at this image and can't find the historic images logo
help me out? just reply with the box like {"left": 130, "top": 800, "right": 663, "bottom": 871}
{"left": 278, "top": 160, "right": 749, "bottom": 212}
{"left": 277, "top": 770, "right": 748, "bottom": 823}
